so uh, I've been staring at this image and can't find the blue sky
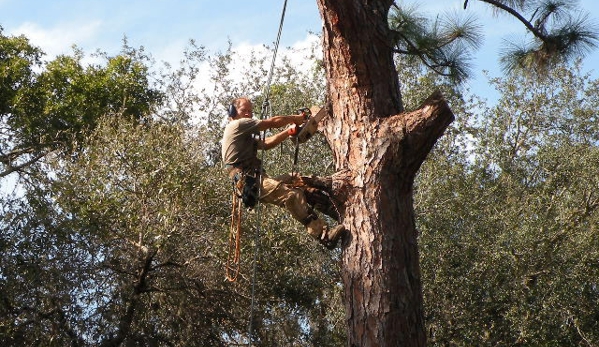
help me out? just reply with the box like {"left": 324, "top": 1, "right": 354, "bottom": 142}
{"left": 2, "top": 0, "right": 599, "bottom": 101}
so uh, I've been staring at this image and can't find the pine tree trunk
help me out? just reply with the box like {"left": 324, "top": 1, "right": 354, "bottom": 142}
{"left": 316, "top": 1, "right": 455, "bottom": 345}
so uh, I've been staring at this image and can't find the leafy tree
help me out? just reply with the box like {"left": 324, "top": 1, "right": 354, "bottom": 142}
{"left": 389, "top": 0, "right": 598, "bottom": 81}
{"left": 417, "top": 61, "right": 599, "bottom": 346}
{"left": 0, "top": 30, "right": 163, "bottom": 179}
{"left": 1, "top": 36, "right": 347, "bottom": 346}
{"left": 2, "top": 0, "right": 598, "bottom": 345}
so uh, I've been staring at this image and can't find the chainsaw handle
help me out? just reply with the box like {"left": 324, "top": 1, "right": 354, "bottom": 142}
{"left": 288, "top": 125, "right": 299, "bottom": 136}
{"left": 297, "top": 107, "right": 311, "bottom": 120}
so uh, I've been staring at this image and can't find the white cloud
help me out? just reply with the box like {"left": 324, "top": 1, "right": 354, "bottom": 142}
{"left": 285, "top": 34, "right": 321, "bottom": 71}
{"left": 8, "top": 20, "right": 103, "bottom": 59}
{"left": 153, "top": 38, "right": 190, "bottom": 65}
{"left": 225, "top": 34, "right": 321, "bottom": 84}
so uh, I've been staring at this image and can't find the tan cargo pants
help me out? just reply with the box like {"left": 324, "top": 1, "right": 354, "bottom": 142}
{"left": 259, "top": 173, "right": 326, "bottom": 239}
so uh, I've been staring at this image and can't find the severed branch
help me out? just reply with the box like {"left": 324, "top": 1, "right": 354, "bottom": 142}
{"left": 400, "top": 90, "right": 455, "bottom": 176}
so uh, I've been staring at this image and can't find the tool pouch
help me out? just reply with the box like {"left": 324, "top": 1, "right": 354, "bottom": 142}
{"left": 233, "top": 170, "right": 260, "bottom": 209}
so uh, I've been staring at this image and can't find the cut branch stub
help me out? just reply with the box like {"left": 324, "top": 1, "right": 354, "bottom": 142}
{"left": 403, "top": 90, "right": 454, "bottom": 175}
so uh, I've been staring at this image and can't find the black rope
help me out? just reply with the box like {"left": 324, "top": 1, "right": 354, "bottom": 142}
{"left": 261, "top": 0, "right": 288, "bottom": 110}
{"left": 247, "top": 0, "right": 288, "bottom": 345}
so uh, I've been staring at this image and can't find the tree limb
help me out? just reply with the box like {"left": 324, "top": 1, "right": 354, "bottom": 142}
{"left": 0, "top": 152, "right": 48, "bottom": 178}
{"left": 99, "top": 250, "right": 156, "bottom": 347}
{"left": 478, "top": 0, "right": 547, "bottom": 41}
{"left": 397, "top": 90, "right": 455, "bottom": 176}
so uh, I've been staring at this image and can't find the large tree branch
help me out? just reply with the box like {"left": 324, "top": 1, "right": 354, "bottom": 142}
{"left": 308, "top": 92, "right": 452, "bottom": 211}
{"left": 0, "top": 140, "right": 62, "bottom": 162}
{"left": 478, "top": 0, "right": 547, "bottom": 41}
{"left": 1, "top": 140, "right": 63, "bottom": 178}
{"left": 399, "top": 90, "right": 454, "bottom": 176}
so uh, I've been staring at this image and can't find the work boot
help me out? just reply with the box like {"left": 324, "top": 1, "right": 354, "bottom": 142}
{"left": 320, "top": 224, "right": 346, "bottom": 250}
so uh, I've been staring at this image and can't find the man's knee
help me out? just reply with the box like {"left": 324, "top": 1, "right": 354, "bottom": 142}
{"left": 284, "top": 188, "right": 308, "bottom": 212}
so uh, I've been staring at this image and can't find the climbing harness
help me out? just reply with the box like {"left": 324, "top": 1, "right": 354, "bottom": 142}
{"left": 234, "top": 169, "right": 261, "bottom": 209}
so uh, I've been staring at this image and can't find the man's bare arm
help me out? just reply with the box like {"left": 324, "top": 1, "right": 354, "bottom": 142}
{"left": 258, "top": 130, "right": 290, "bottom": 150}
{"left": 257, "top": 115, "right": 304, "bottom": 131}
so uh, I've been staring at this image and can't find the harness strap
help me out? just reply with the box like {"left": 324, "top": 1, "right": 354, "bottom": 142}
{"left": 229, "top": 167, "right": 261, "bottom": 209}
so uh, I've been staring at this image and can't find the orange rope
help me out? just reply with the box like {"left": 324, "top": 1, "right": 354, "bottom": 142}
{"left": 226, "top": 191, "right": 243, "bottom": 282}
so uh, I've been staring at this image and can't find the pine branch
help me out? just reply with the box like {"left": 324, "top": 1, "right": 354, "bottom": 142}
{"left": 478, "top": 0, "right": 547, "bottom": 41}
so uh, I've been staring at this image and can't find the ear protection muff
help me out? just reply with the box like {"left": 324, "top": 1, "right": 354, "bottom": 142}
{"left": 228, "top": 103, "right": 237, "bottom": 118}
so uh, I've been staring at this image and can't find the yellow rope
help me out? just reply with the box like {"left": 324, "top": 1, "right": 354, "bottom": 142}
{"left": 226, "top": 191, "right": 243, "bottom": 282}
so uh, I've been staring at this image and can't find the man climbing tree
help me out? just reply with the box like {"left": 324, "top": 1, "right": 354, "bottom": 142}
{"left": 307, "top": 0, "right": 598, "bottom": 346}
{"left": 222, "top": 97, "right": 346, "bottom": 249}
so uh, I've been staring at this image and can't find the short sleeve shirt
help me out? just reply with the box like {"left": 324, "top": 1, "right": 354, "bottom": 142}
{"left": 221, "top": 118, "right": 261, "bottom": 168}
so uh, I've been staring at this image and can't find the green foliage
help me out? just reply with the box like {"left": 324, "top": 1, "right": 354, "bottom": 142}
{"left": 0, "top": 27, "right": 42, "bottom": 116}
{"left": 1, "top": 35, "right": 343, "bottom": 346}
{"left": 2, "top": 116, "right": 240, "bottom": 346}
{"left": 416, "top": 61, "right": 599, "bottom": 346}
{"left": 480, "top": 0, "right": 598, "bottom": 74}
{"left": 390, "top": 0, "right": 598, "bottom": 81}
{"left": 0, "top": 31, "right": 163, "bottom": 178}
{"left": 389, "top": 2, "right": 483, "bottom": 82}
{"left": 4, "top": 9, "right": 598, "bottom": 344}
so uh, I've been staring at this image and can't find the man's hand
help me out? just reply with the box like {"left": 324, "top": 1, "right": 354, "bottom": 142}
{"left": 290, "top": 108, "right": 310, "bottom": 126}
{"left": 292, "top": 114, "right": 306, "bottom": 126}
{"left": 288, "top": 124, "right": 299, "bottom": 136}
{"left": 297, "top": 107, "right": 311, "bottom": 118}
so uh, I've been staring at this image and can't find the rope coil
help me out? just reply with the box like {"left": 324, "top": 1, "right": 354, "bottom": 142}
{"left": 225, "top": 192, "right": 243, "bottom": 282}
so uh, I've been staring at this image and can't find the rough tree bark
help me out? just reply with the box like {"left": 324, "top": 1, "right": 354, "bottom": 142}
{"left": 311, "top": 1, "right": 455, "bottom": 346}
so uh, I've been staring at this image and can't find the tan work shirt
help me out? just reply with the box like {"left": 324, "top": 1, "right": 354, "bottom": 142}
{"left": 221, "top": 118, "right": 261, "bottom": 169}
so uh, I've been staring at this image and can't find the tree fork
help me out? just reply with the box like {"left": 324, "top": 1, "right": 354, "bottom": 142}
{"left": 300, "top": 91, "right": 453, "bottom": 222}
